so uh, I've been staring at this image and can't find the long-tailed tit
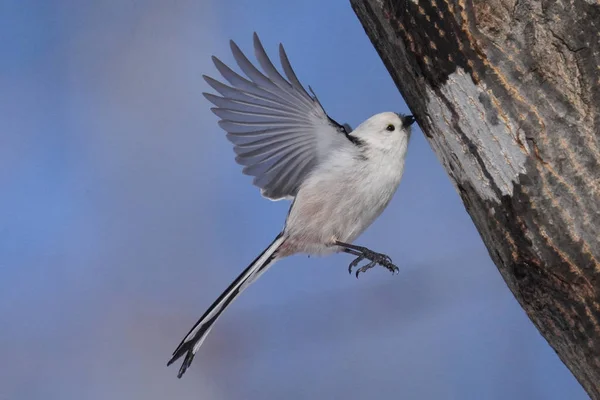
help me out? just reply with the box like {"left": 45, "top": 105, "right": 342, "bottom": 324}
{"left": 168, "top": 33, "right": 415, "bottom": 377}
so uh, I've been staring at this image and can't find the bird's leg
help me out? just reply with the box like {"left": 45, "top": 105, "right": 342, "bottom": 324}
{"left": 337, "top": 241, "right": 399, "bottom": 278}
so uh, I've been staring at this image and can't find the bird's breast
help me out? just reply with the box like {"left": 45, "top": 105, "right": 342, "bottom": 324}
{"left": 282, "top": 149, "right": 406, "bottom": 255}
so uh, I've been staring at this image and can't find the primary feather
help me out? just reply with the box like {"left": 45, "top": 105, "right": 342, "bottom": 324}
{"left": 203, "top": 32, "right": 351, "bottom": 200}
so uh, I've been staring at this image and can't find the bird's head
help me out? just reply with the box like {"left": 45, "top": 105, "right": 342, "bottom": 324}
{"left": 350, "top": 112, "right": 415, "bottom": 152}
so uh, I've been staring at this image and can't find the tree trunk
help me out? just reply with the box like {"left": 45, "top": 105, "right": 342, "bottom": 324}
{"left": 350, "top": 0, "right": 600, "bottom": 396}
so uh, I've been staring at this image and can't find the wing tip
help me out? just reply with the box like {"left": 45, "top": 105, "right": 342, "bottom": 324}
{"left": 211, "top": 55, "right": 225, "bottom": 68}
{"left": 203, "top": 75, "right": 221, "bottom": 89}
{"left": 202, "top": 75, "right": 222, "bottom": 94}
{"left": 253, "top": 32, "right": 264, "bottom": 50}
{"left": 209, "top": 107, "right": 222, "bottom": 118}
{"left": 211, "top": 56, "right": 229, "bottom": 73}
{"left": 217, "top": 119, "right": 228, "bottom": 130}
{"left": 235, "top": 154, "right": 255, "bottom": 166}
{"left": 202, "top": 91, "right": 216, "bottom": 102}
{"left": 229, "top": 38, "right": 241, "bottom": 53}
{"left": 252, "top": 33, "right": 262, "bottom": 49}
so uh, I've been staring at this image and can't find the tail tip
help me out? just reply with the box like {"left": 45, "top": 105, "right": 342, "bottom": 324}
{"left": 167, "top": 344, "right": 196, "bottom": 379}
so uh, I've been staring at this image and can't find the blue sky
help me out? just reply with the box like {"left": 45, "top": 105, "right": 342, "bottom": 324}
{"left": 0, "top": 1, "right": 587, "bottom": 399}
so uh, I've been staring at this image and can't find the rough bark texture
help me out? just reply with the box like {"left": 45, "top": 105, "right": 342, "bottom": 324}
{"left": 351, "top": 0, "right": 600, "bottom": 396}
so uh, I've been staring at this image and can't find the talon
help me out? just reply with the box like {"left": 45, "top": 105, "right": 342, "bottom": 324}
{"left": 340, "top": 242, "right": 399, "bottom": 277}
{"left": 381, "top": 261, "right": 399, "bottom": 275}
{"left": 348, "top": 255, "right": 365, "bottom": 274}
{"left": 355, "top": 260, "right": 377, "bottom": 278}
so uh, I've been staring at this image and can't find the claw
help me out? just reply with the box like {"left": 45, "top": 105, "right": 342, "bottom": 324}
{"left": 348, "top": 255, "right": 365, "bottom": 274}
{"left": 380, "top": 260, "right": 399, "bottom": 275}
{"left": 355, "top": 260, "right": 377, "bottom": 278}
{"left": 343, "top": 245, "right": 399, "bottom": 278}
{"left": 388, "top": 264, "right": 399, "bottom": 274}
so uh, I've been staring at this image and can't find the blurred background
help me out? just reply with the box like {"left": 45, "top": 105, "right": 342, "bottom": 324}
{"left": 0, "top": 1, "right": 588, "bottom": 399}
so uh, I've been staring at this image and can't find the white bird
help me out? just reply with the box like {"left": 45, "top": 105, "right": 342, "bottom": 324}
{"left": 168, "top": 33, "right": 415, "bottom": 378}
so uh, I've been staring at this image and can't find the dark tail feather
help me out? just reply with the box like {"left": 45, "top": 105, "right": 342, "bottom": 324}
{"left": 167, "top": 233, "right": 285, "bottom": 378}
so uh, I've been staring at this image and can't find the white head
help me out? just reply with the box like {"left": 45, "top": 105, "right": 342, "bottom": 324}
{"left": 349, "top": 112, "right": 415, "bottom": 152}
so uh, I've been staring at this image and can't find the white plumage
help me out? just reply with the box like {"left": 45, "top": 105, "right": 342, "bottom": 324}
{"left": 168, "top": 33, "right": 415, "bottom": 378}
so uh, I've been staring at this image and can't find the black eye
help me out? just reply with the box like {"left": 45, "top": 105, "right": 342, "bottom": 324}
{"left": 386, "top": 124, "right": 395, "bottom": 131}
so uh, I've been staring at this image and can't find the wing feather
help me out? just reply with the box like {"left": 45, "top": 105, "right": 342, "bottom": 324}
{"left": 204, "top": 32, "right": 352, "bottom": 200}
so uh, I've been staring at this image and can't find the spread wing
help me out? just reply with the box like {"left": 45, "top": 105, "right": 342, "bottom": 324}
{"left": 203, "top": 33, "right": 352, "bottom": 201}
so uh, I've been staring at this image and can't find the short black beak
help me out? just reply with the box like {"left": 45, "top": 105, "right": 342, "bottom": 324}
{"left": 402, "top": 115, "right": 416, "bottom": 127}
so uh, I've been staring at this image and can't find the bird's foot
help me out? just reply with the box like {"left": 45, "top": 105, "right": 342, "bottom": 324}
{"left": 338, "top": 242, "right": 399, "bottom": 278}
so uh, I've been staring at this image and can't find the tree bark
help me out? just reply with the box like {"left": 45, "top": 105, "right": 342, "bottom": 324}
{"left": 350, "top": 0, "right": 600, "bottom": 396}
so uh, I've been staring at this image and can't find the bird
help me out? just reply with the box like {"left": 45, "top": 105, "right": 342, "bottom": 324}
{"left": 167, "top": 32, "right": 416, "bottom": 378}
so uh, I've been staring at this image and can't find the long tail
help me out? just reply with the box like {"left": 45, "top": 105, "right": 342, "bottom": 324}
{"left": 167, "top": 233, "right": 285, "bottom": 378}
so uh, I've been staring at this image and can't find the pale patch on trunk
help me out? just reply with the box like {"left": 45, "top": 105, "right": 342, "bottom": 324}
{"left": 426, "top": 69, "right": 528, "bottom": 202}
